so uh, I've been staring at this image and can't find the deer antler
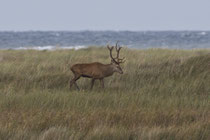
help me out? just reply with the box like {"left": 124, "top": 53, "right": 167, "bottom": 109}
{"left": 107, "top": 45, "right": 118, "bottom": 64}
{"left": 107, "top": 42, "right": 125, "bottom": 64}
{"left": 115, "top": 42, "right": 125, "bottom": 64}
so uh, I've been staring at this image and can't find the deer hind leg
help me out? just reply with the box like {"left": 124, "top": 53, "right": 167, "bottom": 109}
{"left": 90, "top": 78, "right": 95, "bottom": 90}
{"left": 100, "top": 78, "right": 104, "bottom": 88}
{"left": 70, "top": 74, "right": 81, "bottom": 90}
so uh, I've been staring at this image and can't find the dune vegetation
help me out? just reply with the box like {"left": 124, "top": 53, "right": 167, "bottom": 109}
{"left": 0, "top": 47, "right": 209, "bottom": 140}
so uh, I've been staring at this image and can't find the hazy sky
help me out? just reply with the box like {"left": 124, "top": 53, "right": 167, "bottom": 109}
{"left": 0, "top": 0, "right": 209, "bottom": 31}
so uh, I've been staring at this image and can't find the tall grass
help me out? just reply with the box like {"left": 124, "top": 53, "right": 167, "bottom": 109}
{"left": 0, "top": 47, "right": 209, "bottom": 140}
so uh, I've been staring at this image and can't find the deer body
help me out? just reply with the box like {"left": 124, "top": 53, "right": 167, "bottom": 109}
{"left": 70, "top": 43, "right": 125, "bottom": 90}
{"left": 71, "top": 62, "right": 122, "bottom": 78}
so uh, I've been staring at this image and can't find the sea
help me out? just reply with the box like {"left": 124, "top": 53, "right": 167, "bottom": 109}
{"left": 0, "top": 31, "right": 210, "bottom": 50}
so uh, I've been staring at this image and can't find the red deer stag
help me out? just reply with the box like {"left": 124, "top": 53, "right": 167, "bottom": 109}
{"left": 70, "top": 43, "right": 125, "bottom": 90}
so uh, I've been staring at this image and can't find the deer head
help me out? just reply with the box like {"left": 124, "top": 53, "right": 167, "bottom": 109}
{"left": 107, "top": 42, "right": 125, "bottom": 74}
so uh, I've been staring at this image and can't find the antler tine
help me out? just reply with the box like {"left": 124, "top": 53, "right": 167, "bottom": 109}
{"left": 107, "top": 45, "right": 118, "bottom": 63}
{"left": 117, "top": 57, "right": 126, "bottom": 63}
{"left": 114, "top": 41, "right": 123, "bottom": 62}
{"left": 115, "top": 41, "right": 119, "bottom": 48}
{"left": 107, "top": 44, "right": 113, "bottom": 50}
{"left": 118, "top": 57, "right": 125, "bottom": 61}
{"left": 115, "top": 41, "right": 122, "bottom": 52}
{"left": 116, "top": 46, "right": 122, "bottom": 58}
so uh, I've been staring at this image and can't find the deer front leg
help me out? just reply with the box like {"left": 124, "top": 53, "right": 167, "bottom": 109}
{"left": 74, "top": 82, "right": 80, "bottom": 91}
{"left": 100, "top": 78, "right": 104, "bottom": 88}
{"left": 90, "top": 78, "right": 95, "bottom": 90}
{"left": 69, "top": 79, "right": 74, "bottom": 89}
{"left": 70, "top": 75, "right": 80, "bottom": 90}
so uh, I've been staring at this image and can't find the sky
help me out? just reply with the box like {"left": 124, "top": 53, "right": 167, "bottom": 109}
{"left": 0, "top": 0, "right": 209, "bottom": 31}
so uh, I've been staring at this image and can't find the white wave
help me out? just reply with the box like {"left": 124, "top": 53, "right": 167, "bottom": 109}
{"left": 200, "top": 32, "right": 207, "bottom": 36}
{"left": 14, "top": 45, "right": 87, "bottom": 51}
{"left": 60, "top": 46, "right": 87, "bottom": 50}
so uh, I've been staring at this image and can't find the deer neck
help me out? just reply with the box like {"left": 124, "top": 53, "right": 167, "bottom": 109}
{"left": 103, "top": 64, "right": 116, "bottom": 77}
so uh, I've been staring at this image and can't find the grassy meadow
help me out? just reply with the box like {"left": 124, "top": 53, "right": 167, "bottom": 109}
{"left": 0, "top": 47, "right": 210, "bottom": 140}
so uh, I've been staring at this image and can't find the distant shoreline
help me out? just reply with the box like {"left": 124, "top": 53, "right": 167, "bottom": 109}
{"left": 1, "top": 46, "right": 210, "bottom": 51}
{"left": 0, "top": 31, "right": 210, "bottom": 49}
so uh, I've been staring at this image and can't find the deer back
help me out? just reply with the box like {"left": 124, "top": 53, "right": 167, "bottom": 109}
{"left": 71, "top": 62, "right": 115, "bottom": 79}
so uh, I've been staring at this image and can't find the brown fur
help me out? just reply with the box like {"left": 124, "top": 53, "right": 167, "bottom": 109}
{"left": 70, "top": 62, "right": 123, "bottom": 90}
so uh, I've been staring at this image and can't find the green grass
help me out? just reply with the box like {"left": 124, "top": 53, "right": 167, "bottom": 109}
{"left": 0, "top": 47, "right": 210, "bottom": 140}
